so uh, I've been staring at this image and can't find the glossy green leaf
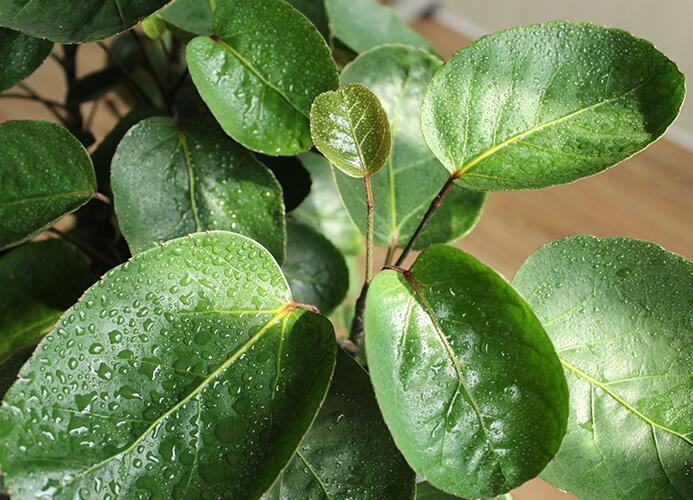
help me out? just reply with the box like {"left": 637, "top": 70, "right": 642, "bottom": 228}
{"left": 281, "top": 219, "right": 349, "bottom": 315}
{"left": 365, "top": 245, "right": 568, "bottom": 498}
{"left": 0, "top": 231, "right": 337, "bottom": 498}
{"left": 264, "top": 349, "right": 415, "bottom": 499}
{"left": 0, "top": 0, "right": 170, "bottom": 43}
{"left": 160, "top": 0, "right": 215, "bottom": 35}
{"left": 0, "top": 239, "right": 94, "bottom": 362}
{"left": 186, "top": 0, "right": 338, "bottom": 155}
{"left": 513, "top": 236, "right": 693, "bottom": 499}
{"left": 286, "top": 0, "right": 329, "bottom": 40}
{"left": 336, "top": 45, "right": 485, "bottom": 249}
{"left": 310, "top": 83, "right": 391, "bottom": 178}
{"left": 421, "top": 21, "right": 685, "bottom": 191}
{"left": 0, "top": 28, "right": 52, "bottom": 92}
{"left": 111, "top": 116, "right": 286, "bottom": 261}
{"left": 0, "top": 121, "right": 96, "bottom": 249}
{"left": 326, "top": 0, "right": 436, "bottom": 54}
{"left": 417, "top": 481, "right": 513, "bottom": 499}
{"left": 294, "top": 152, "right": 362, "bottom": 256}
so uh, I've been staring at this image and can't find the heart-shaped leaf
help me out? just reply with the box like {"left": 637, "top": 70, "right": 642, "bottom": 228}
{"left": 281, "top": 219, "right": 349, "bottom": 315}
{"left": 0, "top": 239, "right": 94, "bottom": 363}
{"left": 0, "top": 0, "right": 170, "bottom": 43}
{"left": 513, "top": 236, "right": 692, "bottom": 499}
{"left": 0, "top": 121, "right": 96, "bottom": 249}
{"left": 264, "top": 349, "right": 416, "bottom": 498}
{"left": 336, "top": 44, "right": 486, "bottom": 249}
{"left": 310, "top": 83, "right": 391, "bottom": 178}
{"left": 0, "top": 231, "right": 337, "bottom": 498}
{"left": 160, "top": 0, "right": 215, "bottom": 35}
{"left": 421, "top": 21, "right": 685, "bottom": 191}
{"left": 286, "top": 0, "right": 329, "bottom": 40}
{"left": 365, "top": 245, "right": 568, "bottom": 498}
{"left": 0, "top": 28, "right": 52, "bottom": 92}
{"left": 186, "top": 0, "right": 338, "bottom": 155}
{"left": 294, "top": 152, "right": 362, "bottom": 256}
{"left": 111, "top": 116, "right": 286, "bottom": 261}
{"left": 416, "top": 481, "right": 513, "bottom": 499}
{"left": 326, "top": 0, "right": 436, "bottom": 55}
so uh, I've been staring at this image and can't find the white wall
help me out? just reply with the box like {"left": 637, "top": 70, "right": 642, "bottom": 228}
{"left": 436, "top": 0, "right": 693, "bottom": 150}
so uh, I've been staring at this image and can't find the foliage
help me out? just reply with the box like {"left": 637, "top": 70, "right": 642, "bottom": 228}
{"left": 0, "top": 1, "right": 688, "bottom": 499}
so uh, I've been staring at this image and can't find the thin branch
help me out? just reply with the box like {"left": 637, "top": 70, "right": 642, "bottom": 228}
{"left": 92, "top": 192, "right": 111, "bottom": 205}
{"left": 0, "top": 92, "right": 67, "bottom": 109}
{"left": 49, "top": 227, "right": 117, "bottom": 267}
{"left": 14, "top": 83, "right": 69, "bottom": 125}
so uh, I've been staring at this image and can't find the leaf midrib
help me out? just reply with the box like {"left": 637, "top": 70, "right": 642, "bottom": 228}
{"left": 55, "top": 306, "right": 291, "bottom": 494}
{"left": 177, "top": 130, "right": 202, "bottom": 232}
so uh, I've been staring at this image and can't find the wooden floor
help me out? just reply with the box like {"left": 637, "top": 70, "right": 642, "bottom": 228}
{"left": 1, "top": 17, "right": 691, "bottom": 500}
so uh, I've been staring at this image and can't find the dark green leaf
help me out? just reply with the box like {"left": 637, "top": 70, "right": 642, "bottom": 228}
{"left": 294, "top": 152, "right": 362, "bottom": 256}
{"left": 0, "top": 28, "right": 52, "bottom": 92}
{"left": 186, "top": 0, "right": 338, "bottom": 155}
{"left": 0, "top": 0, "right": 170, "bottom": 43}
{"left": 0, "top": 121, "right": 96, "bottom": 249}
{"left": 255, "top": 154, "right": 312, "bottom": 212}
{"left": 111, "top": 116, "right": 286, "bottom": 261}
{"left": 286, "top": 0, "right": 329, "bottom": 40}
{"left": 0, "top": 346, "right": 31, "bottom": 400}
{"left": 337, "top": 44, "right": 485, "bottom": 249}
{"left": 421, "top": 21, "right": 685, "bottom": 191}
{"left": 310, "top": 83, "right": 391, "bottom": 177}
{"left": 281, "top": 219, "right": 349, "bottom": 315}
{"left": 264, "top": 349, "right": 416, "bottom": 499}
{"left": 417, "top": 481, "right": 513, "bottom": 499}
{"left": 160, "top": 0, "right": 215, "bottom": 35}
{"left": 0, "top": 231, "right": 336, "bottom": 498}
{"left": 326, "top": 0, "right": 436, "bottom": 54}
{"left": 513, "top": 236, "right": 693, "bottom": 499}
{"left": 0, "top": 239, "right": 94, "bottom": 363}
{"left": 365, "top": 245, "right": 568, "bottom": 498}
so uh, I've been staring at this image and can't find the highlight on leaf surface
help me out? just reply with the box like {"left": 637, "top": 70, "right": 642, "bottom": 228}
{"left": 0, "top": 231, "right": 337, "bottom": 498}
{"left": 0, "top": 120, "right": 96, "bottom": 249}
{"left": 310, "top": 83, "right": 392, "bottom": 178}
{"left": 336, "top": 44, "right": 486, "bottom": 249}
{"left": 365, "top": 245, "right": 568, "bottom": 498}
{"left": 513, "top": 236, "right": 693, "bottom": 500}
{"left": 111, "top": 116, "right": 286, "bottom": 262}
{"left": 421, "top": 21, "right": 685, "bottom": 191}
{"left": 0, "top": 28, "right": 52, "bottom": 92}
{"left": 186, "top": 0, "right": 338, "bottom": 155}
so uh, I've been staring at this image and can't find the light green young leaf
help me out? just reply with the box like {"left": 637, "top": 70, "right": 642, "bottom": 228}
{"left": 421, "top": 21, "right": 685, "bottom": 191}
{"left": 0, "top": 121, "right": 96, "bottom": 249}
{"left": 264, "top": 349, "right": 416, "bottom": 499}
{"left": 0, "top": 231, "right": 337, "bottom": 498}
{"left": 310, "top": 83, "right": 391, "bottom": 178}
{"left": 186, "top": 0, "right": 338, "bottom": 155}
{"left": 0, "top": 28, "right": 52, "bottom": 92}
{"left": 160, "top": 0, "right": 215, "bottom": 35}
{"left": 111, "top": 116, "right": 286, "bottom": 261}
{"left": 336, "top": 44, "right": 485, "bottom": 249}
{"left": 0, "top": 0, "right": 170, "bottom": 43}
{"left": 293, "top": 152, "right": 362, "bottom": 256}
{"left": 513, "top": 236, "right": 692, "bottom": 500}
{"left": 326, "top": 0, "right": 436, "bottom": 55}
{"left": 365, "top": 245, "right": 568, "bottom": 498}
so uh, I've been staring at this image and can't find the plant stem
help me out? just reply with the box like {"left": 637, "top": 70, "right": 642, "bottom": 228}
{"left": 62, "top": 45, "right": 85, "bottom": 141}
{"left": 0, "top": 92, "right": 67, "bottom": 109}
{"left": 363, "top": 173, "right": 375, "bottom": 283}
{"left": 394, "top": 172, "right": 459, "bottom": 267}
{"left": 13, "top": 84, "right": 69, "bottom": 125}
{"left": 49, "top": 227, "right": 117, "bottom": 267}
{"left": 129, "top": 30, "right": 167, "bottom": 98}
{"left": 93, "top": 192, "right": 111, "bottom": 205}
{"left": 384, "top": 238, "right": 397, "bottom": 267}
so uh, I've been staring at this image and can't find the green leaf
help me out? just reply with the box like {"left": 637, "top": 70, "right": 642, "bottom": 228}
{"left": 417, "top": 481, "right": 513, "bottom": 499}
{"left": 326, "top": 0, "right": 436, "bottom": 55}
{"left": 310, "top": 83, "right": 391, "bottom": 178}
{"left": 0, "top": 231, "right": 337, "bottom": 498}
{"left": 421, "top": 21, "right": 685, "bottom": 191}
{"left": 160, "top": 0, "right": 215, "bottom": 35}
{"left": 294, "top": 152, "right": 362, "bottom": 256}
{"left": 186, "top": 0, "right": 338, "bottom": 155}
{"left": 0, "top": 121, "right": 96, "bottom": 249}
{"left": 512, "top": 236, "right": 693, "bottom": 499}
{"left": 255, "top": 154, "right": 312, "bottom": 212}
{"left": 336, "top": 44, "right": 485, "bottom": 249}
{"left": 365, "top": 245, "right": 568, "bottom": 498}
{"left": 264, "top": 349, "right": 416, "bottom": 499}
{"left": 286, "top": 0, "right": 329, "bottom": 40}
{"left": 0, "top": 0, "right": 170, "bottom": 43}
{"left": 111, "top": 116, "right": 286, "bottom": 261}
{"left": 281, "top": 219, "right": 349, "bottom": 315}
{"left": 66, "top": 66, "right": 125, "bottom": 105}
{"left": 0, "top": 28, "right": 52, "bottom": 92}
{"left": 0, "top": 239, "right": 94, "bottom": 363}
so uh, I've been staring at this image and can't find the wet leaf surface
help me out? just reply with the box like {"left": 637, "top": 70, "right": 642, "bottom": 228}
{"left": 0, "top": 28, "right": 52, "bottom": 92}
{"left": 513, "top": 236, "right": 693, "bottom": 499}
{"left": 160, "top": 0, "right": 215, "bottom": 35}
